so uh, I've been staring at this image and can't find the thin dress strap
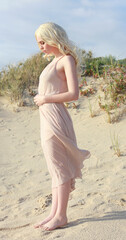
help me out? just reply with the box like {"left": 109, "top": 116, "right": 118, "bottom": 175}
{"left": 55, "top": 55, "right": 65, "bottom": 64}
{"left": 53, "top": 56, "right": 65, "bottom": 80}
{"left": 54, "top": 55, "right": 65, "bottom": 73}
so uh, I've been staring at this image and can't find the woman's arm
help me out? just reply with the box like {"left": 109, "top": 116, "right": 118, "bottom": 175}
{"left": 34, "top": 55, "right": 79, "bottom": 106}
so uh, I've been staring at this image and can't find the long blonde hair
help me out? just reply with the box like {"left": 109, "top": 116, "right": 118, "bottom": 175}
{"left": 35, "top": 22, "right": 81, "bottom": 71}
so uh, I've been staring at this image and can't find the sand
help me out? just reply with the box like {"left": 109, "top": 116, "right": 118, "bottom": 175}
{"left": 0, "top": 89, "right": 126, "bottom": 240}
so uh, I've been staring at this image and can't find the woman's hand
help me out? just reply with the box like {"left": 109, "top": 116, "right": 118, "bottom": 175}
{"left": 34, "top": 94, "right": 46, "bottom": 106}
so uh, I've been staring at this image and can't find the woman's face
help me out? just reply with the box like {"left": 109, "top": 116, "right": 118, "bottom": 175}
{"left": 36, "top": 36, "right": 55, "bottom": 54}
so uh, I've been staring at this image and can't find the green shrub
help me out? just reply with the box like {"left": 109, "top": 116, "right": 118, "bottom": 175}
{"left": 83, "top": 55, "right": 117, "bottom": 77}
{"left": 98, "top": 64, "right": 126, "bottom": 114}
{"left": 103, "top": 65, "right": 126, "bottom": 103}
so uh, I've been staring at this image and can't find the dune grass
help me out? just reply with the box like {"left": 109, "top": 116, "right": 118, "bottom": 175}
{"left": 110, "top": 131, "right": 121, "bottom": 157}
{"left": 0, "top": 53, "right": 49, "bottom": 102}
{"left": 0, "top": 51, "right": 126, "bottom": 115}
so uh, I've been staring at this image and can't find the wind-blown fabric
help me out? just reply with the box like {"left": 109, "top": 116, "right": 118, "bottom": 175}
{"left": 38, "top": 56, "right": 90, "bottom": 191}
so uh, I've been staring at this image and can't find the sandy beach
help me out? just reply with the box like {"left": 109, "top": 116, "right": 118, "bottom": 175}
{"left": 0, "top": 88, "right": 126, "bottom": 240}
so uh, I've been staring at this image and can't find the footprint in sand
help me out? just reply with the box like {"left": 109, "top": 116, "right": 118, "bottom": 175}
{"left": 1, "top": 205, "right": 11, "bottom": 211}
{"left": 96, "top": 178, "right": 104, "bottom": 182}
{"left": 33, "top": 194, "right": 52, "bottom": 214}
{"left": 87, "top": 192, "right": 99, "bottom": 197}
{"left": 109, "top": 197, "right": 126, "bottom": 208}
{"left": 93, "top": 201, "right": 105, "bottom": 211}
{"left": 70, "top": 198, "right": 86, "bottom": 208}
{"left": 77, "top": 198, "right": 85, "bottom": 205}
{"left": 24, "top": 170, "right": 33, "bottom": 177}
{"left": 0, "top": 216, "right": 8, "bottom": 222}
{"left": 17, "top": 195, "right": 30, "bottom": 204}
{"left": 18, "top": 197, "right": 26, "bottom": 204}
{"left": 120, "top": 198, "right": 126, "bottom": 206}
{"left": 38, "top": 194, "right": 52, "bottom": 209}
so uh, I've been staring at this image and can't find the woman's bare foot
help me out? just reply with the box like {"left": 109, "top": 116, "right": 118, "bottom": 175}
{"left": 34, "top": 214, "right": 55, "bottom": 228}
{"left": 42, "top": 215, "right": 67, "bottom": 231}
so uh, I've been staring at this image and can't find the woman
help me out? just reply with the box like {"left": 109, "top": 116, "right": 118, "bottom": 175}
{"left": 34, "top": 22, "right": 90, "bottom": 231}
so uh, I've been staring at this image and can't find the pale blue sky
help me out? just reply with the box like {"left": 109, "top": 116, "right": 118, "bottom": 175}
{"left": 0, "top": 0, "right": 126, "bottom": 69}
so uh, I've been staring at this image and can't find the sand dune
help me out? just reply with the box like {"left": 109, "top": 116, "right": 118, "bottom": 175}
{"left": 0, "top": 92, "right": 126, "bottom": 240}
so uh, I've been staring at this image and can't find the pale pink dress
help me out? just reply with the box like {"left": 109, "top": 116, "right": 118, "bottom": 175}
{"left": 38, "top": 56, "right": 90, "bottom": 192}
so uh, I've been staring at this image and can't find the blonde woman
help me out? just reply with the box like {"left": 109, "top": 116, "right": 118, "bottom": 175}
{"left": 34, "top": 22, "right": 90, "bottom": 231}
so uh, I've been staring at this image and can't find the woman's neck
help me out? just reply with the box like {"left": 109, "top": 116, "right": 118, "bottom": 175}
{"left": 51, "top": 47, "right": 64, "bottom": 59}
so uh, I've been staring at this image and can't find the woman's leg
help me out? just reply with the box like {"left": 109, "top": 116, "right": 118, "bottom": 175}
{"left": 43, "top": 180, "right": 71, "bottom": 230}
{"left": 34, "top": 186, "right": 58, "bottom": 228}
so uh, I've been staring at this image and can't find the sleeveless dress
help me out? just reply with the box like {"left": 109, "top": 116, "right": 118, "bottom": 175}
{"left": 38, "top": 56, "right": 90, "bottom": 192}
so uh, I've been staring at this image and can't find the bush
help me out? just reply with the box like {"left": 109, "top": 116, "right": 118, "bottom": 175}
{"left": 82, "top": 55, "right": 117, "bottom": 78}
{"left": 0, "top": 53, "right": 49, "bottom": 101}
{"left": 103, "top": 65, "right": 126, "bottom": 103}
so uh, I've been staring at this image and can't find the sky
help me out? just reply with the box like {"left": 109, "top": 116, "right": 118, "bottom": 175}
{"left": 0, "top": 0, "right": 126, "bottom": 69}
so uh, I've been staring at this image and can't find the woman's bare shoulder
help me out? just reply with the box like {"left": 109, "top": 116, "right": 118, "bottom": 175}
{"left": 62, "top": 55, "right": 76, "bottom": 66}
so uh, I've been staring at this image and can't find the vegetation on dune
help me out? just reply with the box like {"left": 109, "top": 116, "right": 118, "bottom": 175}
{"left": 0, "top": 50, "right": 126, "bottom": 111}
{"left": 79, "top": 52, "right": 126, "bottom": 124}
{"left": 0, "top": 53, "right": 49, "bottom": 102}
